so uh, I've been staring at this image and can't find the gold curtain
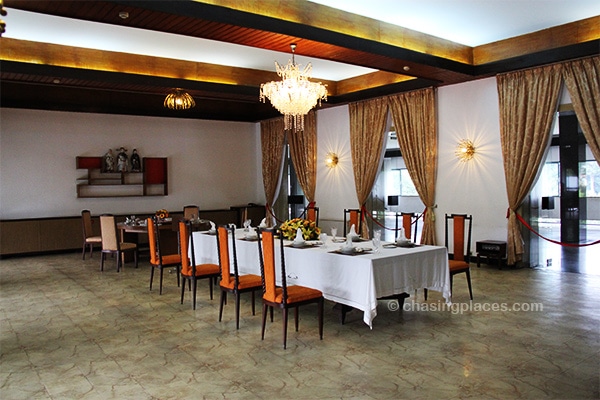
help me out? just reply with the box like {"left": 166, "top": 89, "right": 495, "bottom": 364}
{"left": 287, "top": 111, "right": 317, "bottom": 204}
{"left": 497, "top": 64, "right": 562, "bottom": 265}
{"left": 562, "top": 56, "right": 600, "bottom": 164}
{"left": 349, "top": 97, "right": 388, "bottom": 237}
{"left": 388, "top": 88, "right": 438, "bottom": 245}
{"left": 260, "top": 117, "right": 286, "bottom": 227}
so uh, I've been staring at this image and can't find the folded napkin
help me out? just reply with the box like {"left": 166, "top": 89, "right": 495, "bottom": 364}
{"left": 259, "top": 218, "right": 267, "bottom": 228}
{"left": 293, "top": 228, "right": 305, "bottom": 244}
{"left": 341, "top": 235, "right": 354, "bottom": 251}
{"left": 348, "top": 224, "right": 358, "bottom": 237}
{"left": 245, "top": 226, "right": 258, "bottom": 238}
{"left": 396, "top": 228, "right": 409, "bottom": 244}
{"left": 209, "top": 221, "right": 216, "bottom": 231}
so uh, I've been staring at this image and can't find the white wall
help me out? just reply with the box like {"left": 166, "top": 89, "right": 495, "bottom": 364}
{"left": 0, "top": 109, "right": 264, "bottom": 219}
{"left": 1, "top": 77, "right": 512, "bottom": 247}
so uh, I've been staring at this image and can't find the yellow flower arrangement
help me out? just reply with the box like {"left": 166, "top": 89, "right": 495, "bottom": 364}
{"left": 279, "top": 218, "right": 321, "bottom": 240}
{"left": 155, "top": 209, "right": 169, "bottom": 219}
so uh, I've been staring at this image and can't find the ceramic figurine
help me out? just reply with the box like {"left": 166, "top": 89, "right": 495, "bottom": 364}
{"left": 117, "top": 147, "right": 128, "bottom": 172}
{"left": 130, "top": 149, "right": 141, "bottom": 172}
{"left": 103, "top": 149, "right": 115, "bottom": 172}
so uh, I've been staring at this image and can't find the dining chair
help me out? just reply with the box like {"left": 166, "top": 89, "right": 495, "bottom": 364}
{"left": 81, "top": 209, "right": 102, "bottom": 260}
{"left": 147, "top": 217, "right": 182, "bottom": 295}
{"left": 305, "top": 205, "right": 319, "bottom": 225}
{"left": 425, "top": 213, "right": 473, "bottom": 300}
{"left": 99, "top": 214, "right": 138, "bottom": 272}
{"left": 183, "top": 205, "right": 200, "bottom": 220}
{"left": 343, "top": 208, "right": 363, "bottom": 237}
{"left": 217, "top": 224, "right": 262, "bottom": 329}
{"left": 179, "top": 220, "right": 221, "bottom": 310}
{"left": 395, "top": 212, "right": 419, "bottom": 242}
{"left": 257, "top": 227, "right": 324, "bottom": 349}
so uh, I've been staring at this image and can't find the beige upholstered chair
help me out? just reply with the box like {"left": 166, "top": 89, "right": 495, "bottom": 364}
{"left": 183, "top": 205, "right": 200, "bottom": 220}
{"left": 81, "top": 209, "right": 102, "bottom": 260}
{"left": 99, "top": 214, "right": 138, "bottom": 272}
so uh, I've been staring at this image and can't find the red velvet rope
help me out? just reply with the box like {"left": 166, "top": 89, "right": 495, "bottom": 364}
{"left": 265, "top": 203, "right": 286, "bottom": 225}
{"left": 511, "top": 209, "right": 600, "bottom": 247}
{"left": 362, "top": 204, "right": 424, "bottom": 231}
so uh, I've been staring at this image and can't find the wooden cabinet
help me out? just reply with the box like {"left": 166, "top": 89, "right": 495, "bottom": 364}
{"left": 76, "top": 156, "right": 168, "bottom": 198}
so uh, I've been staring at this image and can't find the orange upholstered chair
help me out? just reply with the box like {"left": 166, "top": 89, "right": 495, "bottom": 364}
{"left": 257, "top": 228, "right": 324, "bottom": 349}
{"left": 305, "top": 206, "right": 319, "bottom": 225}
{"left": 179, "top": 220, "right": 221, "bottom": 310}
{"left": 425, "top": 213, "right": 473, "bottom": 300}
{"left": 217, "top": 225, "right": 262, "bottom": 329}
{"left": 81, "top": 209, "right": 102, "bottom": 260}
{"left": 343, "top": 208, "right": 363, "bottom": 237}
{"left": 147, "top": 217, "right": 181, "bottom": 295}
{"left": 99, "top": 214, "right": 138, "bottom": 272}
{"left": 395, "top": 212, "right": 419, "bottom": 242}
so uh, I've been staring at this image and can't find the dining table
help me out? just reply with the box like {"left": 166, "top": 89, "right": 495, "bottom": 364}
{"left": 190, "top": 229, "right": 451, "bottom": 328}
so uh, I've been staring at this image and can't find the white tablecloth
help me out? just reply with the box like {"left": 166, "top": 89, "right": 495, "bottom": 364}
{"left": 190, "top": 230, "right": 450, "bottom": 328}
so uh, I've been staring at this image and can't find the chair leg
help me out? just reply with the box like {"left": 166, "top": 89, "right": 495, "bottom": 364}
{"left": 180, "top": 277, "right": 186, "bottom": 305}
{"left": 159, "top": 267, "right": 164, "bottom": 295}
{"left": 261, "top": 303, "right": 268, "bottom": 340}
{"left": 149, "top": 266, "right": 155, "bottom": 291}
{"left": 466, "top": 270, "right": 473, "bottom": 300}
{"left": 294, "top": 306, "right": 299, "bottom": 332}
{"left": 424, "top": 288, "right": 428, "bottom": 301}
{"left": 219, "top": 290, "right": 226, "bottom": 322}
{"left": 318, "top": 298, "right": 324, "bottom": 340}
{"left": 282, "top": 307, "right": 289, "bottom": 349}
{"left": 89, "top": 245, "right": 93, "bottom": 259}
{"left": 235, "top": 292, "right": 241, "bottom": 329}
{"left": 192, "top": 278, "right": 197, "bottom": 310}
{"left": 116, "top": 251, "right": 121, "bottom": 272}
{"left": 134, "top": 250, "right": 138, "bottom": 268}
{"left": 208, "top": 278, "right": 214, "bottom": 300}
{"left": 100, "top": 253, "right": 105, "bottom": 271}
{"left": 251, "top": 291, "right": 256, "bottom": 315}
{"left": 82, "top": 243, "right": 87, "bottom": 260}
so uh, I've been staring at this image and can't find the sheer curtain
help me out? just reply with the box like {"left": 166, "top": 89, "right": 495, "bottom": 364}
{"left": 497, "top": 64, "right": 562, "bottom": 265}
{"left": 349, "top": 97, "right": 389, "bottom": 237}
{"left": 260, "top": 117, "right": 286, "bottom": 227}
{"left": 388, "top": 88, "right": 438, "bottom": 245}
{"left": 287, "top": 111, "right": 317, "bottom": 205}
{"left": 562, "top": 56, "right": 600, "bottom": 164}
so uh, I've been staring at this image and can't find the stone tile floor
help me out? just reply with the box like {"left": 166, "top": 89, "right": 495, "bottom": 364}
{"left": 1, "top": 253, "right": 598, "bottom": 399}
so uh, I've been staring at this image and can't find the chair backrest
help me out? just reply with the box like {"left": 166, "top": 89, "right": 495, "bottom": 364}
{"left": 306, "top": 206, "right": 319, "bottom": 225}
{"left": 183, "top": 205, "right": 199, "bottom": 220}
{"left": 179, "top": 220, "right": 193, "bottom": 276}
{"left": 445, "top": 214, "right": 472, "bottom": 262}
{"left": 147, "top": 217, "right": 162, "bottom": 265}
{"left": 343, "top": 208, "right": 362, "bottom": 237}
{"left": 217, "top": 225, "right": 240, "bottom": 288}
{"left": 99, "top": 214, "right": 119, "bottom": 251}
{"left": 257, "top": 227, "right": 287, "bottom": 304}
{"left": 81, "top": 209, "right": 95, "bottom": 239}
{"left": 395, "top": 212, "right": 418, "bottom": 242}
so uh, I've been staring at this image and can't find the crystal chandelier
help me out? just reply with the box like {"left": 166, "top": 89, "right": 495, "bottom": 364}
{"left": 260, "top": 44, "right": 327, "bottom": 132}
{"left": 164, "top": 88, "right": 195, "bottom": 110}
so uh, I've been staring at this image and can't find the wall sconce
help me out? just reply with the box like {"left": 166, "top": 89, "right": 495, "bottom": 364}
{"left": 325, "top": 152, "right": 339, "bottom": 168}
{"left": 164, "top": 88, "right": 195, "bottom": 110}
{"left": 456, "top": 139, "right": 476, "bottom": 162}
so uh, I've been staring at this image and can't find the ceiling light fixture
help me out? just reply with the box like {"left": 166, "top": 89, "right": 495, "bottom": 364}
{"left": 259, "top": 43, "right": 327, "bottom": 132}
{"left": 164, "top": 88, "right": 195, "bottom": 110}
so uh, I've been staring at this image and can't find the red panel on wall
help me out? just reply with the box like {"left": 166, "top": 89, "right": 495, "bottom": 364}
{"left": 76, "top": 156, "right": 102, "bottom": 169}
{"left": 144, "top": 158, "right": 166, "bottom": 184}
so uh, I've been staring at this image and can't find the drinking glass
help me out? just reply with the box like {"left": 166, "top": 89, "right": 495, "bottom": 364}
{"left": 320, "top": 233, "right": 328, "bottom": 248}
{"left": 331, "top": 227, "right": 337, "bottom": 241}
{"left": 373, "top": 230, "right": 381, "bottom": 253}
{"left": 243, "top": 219, "right": 252, "bottom": 231}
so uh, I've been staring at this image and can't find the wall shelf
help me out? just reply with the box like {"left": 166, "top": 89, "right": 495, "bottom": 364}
{"left": 76, "top": 156, "right": 168, "bottom": 198}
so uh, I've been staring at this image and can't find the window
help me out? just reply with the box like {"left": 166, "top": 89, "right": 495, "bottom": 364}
{"left": 580, "top": 161, "right": 600, "bottom": 198}
{"left": 538, "top": 162, "right": 559, "bottom": 197}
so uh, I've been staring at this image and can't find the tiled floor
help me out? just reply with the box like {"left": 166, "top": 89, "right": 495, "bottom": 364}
{"left": 1, "top": 252, "right": 599, "bottom": 399}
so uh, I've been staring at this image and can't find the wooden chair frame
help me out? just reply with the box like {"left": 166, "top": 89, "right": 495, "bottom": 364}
{"left": 217, "top": 224, "right": 262, "bottom": 329}
{"left": 343, "top": 208, "right": 363, "bottom": 237}
{"left": 148, "top": 216, "right": 181, "bottom": 295}
{"left": 99, "top": 214, "right": 138, "bottom": 272}
{"left": 394, "top": 212, "right": 419, "bottom": 242}
{"left": 81, "top": 209, "right": 102, "bottom": 260}
{"left": 257, "top": 227, "right": 324, "bottom": 349}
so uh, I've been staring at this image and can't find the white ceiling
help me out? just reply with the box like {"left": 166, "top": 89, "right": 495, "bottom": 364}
{"left": 4, "top": 1, "right": 599, "bottom": 81}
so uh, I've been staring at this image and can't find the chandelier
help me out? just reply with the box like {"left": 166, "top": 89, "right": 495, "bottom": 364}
{"left": 260, "top": 44, "right": 327, "bottom": 132}
{"left": 164, "top": 88, "right": 195, "bottom": 110}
